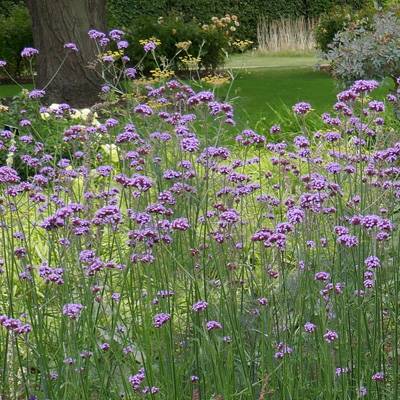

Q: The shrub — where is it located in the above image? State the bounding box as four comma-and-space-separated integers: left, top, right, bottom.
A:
314, 4, 375, 52
108, 0, 371, 42
125, 14, 236, 73
0, 3, 33, 77
324, 10, 400, 84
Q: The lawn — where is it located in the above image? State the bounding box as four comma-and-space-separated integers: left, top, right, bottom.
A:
221, 67, 336, 128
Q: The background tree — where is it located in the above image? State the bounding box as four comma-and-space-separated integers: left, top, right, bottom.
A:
25, 0, 106, 107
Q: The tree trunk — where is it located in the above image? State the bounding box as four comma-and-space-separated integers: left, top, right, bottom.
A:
26, 0, 106, 107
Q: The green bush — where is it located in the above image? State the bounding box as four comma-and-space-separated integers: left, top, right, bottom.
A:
325, 10, 400, 82
108, 0, 371, 42
125, 14, 232, 72
0, 3, 33, 77
314, 2, 383, 53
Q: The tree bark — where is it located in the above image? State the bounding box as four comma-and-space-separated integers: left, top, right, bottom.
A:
26, 0, 106, 107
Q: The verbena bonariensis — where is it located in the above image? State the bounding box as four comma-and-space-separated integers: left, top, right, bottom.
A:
0, 29, 400, 400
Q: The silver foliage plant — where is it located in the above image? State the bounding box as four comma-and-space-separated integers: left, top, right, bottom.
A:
325, 11, 400, 85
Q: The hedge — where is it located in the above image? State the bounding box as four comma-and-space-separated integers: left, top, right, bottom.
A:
108, 0, 370, 40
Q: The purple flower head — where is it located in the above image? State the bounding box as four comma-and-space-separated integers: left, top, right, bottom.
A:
293, 102, 312, 115
125, 67, 137, 79
270, 124, 281, 134
0, 315, 31, 335
28, 89, 46, 99
364, 256, 380, 269
368, 100, 384, 112
192, 300, 208, 312
88, 29, 106, 40
63, 303, 83, 320
153, 313, 171, 328
0, 166, 20, 184
64, 42, 79, 52
372, 371, 384, 382
206, 320, 222, 331
21, 47, 39, 58
109, 29, 125, 41
180, 136, 200, 152
323, 330, 338, 343
144, 41, 157, 52
171, 217, 190, 231
351, 80, 379, 94
258, 297, 268, 306
287, 207, 305, 224
117, 40, 129, 49
129, 368, 146, 390
0, 60, 6, 67
304, 322, 316, 333
337, 234, 358, 248
134, 104, 153, 116
100, 342, 110, 351
315, 271, 330, 281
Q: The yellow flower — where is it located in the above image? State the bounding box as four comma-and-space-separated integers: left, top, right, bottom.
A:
179, 55, 201, 70
232, 39, 253, 52
176, 40, 192, 51
201, 73, 231, 86
139, 37, 161, 46
149, 68, 175, 82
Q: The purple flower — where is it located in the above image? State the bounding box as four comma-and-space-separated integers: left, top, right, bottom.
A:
63, 303, 83, 320
364, 256, 380, 269
372, 371, 384, 382
143, 41, 157, 52
0, 166, 20, 184
368, 100, 384, 112
171, 217, 190, 231
88, 29, 105, 40
293, 102, 312, 115
129, 368, 146, 390
323, 330, 338, 343
153, 313, 171, 328
21, 47, 39, 57
0, 60, 6, 67
180, 136, 200, 152
134, 104, 153, 116
351, 80, 379, 94
100, 342, 110, 351
270, 124, 281, 134
39, 263, 64, 285
192, 300, 208, 312
337, 234, 359, 248
92, 205, 122, 226
28, 89, 46, 99
117, 40, 129, 49
64, 42, 79, 52
109, 29, 125, 40
315, 271, 330, 281
125, 67, 137, 79
0, 315, 31, 335
304, 322, 316, 333
206, 320, 222, 331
